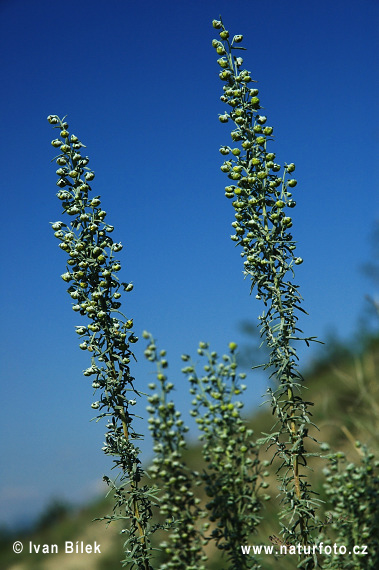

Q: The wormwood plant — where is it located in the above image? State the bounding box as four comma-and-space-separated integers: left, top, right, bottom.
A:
47, 114, 160, 570
212, 16, 322, 564
144, 336, 268, 569
320, 443, 379, 569
47, 17, 378, 570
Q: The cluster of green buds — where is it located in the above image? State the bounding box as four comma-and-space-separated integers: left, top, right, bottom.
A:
213, 19, 321, 553
48, 115, 137, 400
320, 443, 379, 569
181, 341, 267, 570
143, 332, 207, 570
212, 18, 302, 283
48, 115, 156, 570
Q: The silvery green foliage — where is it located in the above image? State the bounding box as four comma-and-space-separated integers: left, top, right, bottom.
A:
182, 341, 267, 570
320, 443, 379, 569
212, 18, 322, 560
143, 332, 207, 570
143, 336, 266, 569
48, 115, 157, 570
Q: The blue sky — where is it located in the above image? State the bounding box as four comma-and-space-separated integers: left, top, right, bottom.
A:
1, 0, 377, 529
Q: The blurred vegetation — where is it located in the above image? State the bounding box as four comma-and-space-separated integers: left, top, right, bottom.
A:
1, 330, 378, 569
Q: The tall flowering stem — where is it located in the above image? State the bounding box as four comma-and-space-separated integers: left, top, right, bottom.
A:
47, 115, 157, 570
183, 341, 267, 570
212, 18, 321, 556
143, 332, 207, 570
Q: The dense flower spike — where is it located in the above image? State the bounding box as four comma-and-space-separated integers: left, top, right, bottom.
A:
48, 115, 156, 570
182, 342, 267, 570
144, 332, 207, 570
213, 20, 322, 560
144, 335, 266, 570
321, 443, 379, 569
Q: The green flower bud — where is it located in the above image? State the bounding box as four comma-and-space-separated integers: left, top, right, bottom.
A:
212, 19, 222, 29
216, 45, 226, 55
85, 172, 95, 181
219, 30, 229, 39
51, 221, 64, 230
287, 163, 296, 172
287, 179, 297, 187
263, 126, 273, 135
47, 115, 59, 124
256, 136, 265, 145
60, 130, 69, 138
230, 131, 242, 141
294, 257, 303, 265
60, 144, 70, 153
233, 35, 243, 43
51, 139, 62, 148
219, 70, 232, 80
67, 206, 80, 215
217, 57, 229, 68
219, 114, 229, 123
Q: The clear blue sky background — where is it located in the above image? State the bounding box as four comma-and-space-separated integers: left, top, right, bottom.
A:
1, 0, 377, 529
